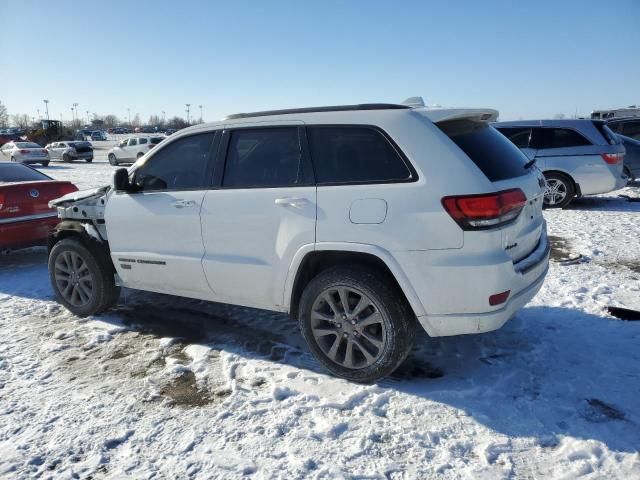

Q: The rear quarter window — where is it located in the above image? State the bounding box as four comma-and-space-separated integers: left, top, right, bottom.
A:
437, 120, 528, 182
532, 128, 591, 149
307, 126, 413, 184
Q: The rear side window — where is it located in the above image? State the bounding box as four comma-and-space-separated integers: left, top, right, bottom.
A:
139, 138, 148, 145
133, 132, 215, 191
223, 128, 305, 188
437, 120, 527, 182
622, 120, 640, 140
128, 139, 138, 146
495, 127, 532, 148
307, 126, 412, 184
532, 128, 591, 149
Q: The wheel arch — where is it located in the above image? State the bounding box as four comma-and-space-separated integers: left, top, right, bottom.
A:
285, 243, 426, 320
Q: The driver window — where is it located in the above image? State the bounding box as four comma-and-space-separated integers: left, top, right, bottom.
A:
128, 138, 138, 147
133, 132, 215, 192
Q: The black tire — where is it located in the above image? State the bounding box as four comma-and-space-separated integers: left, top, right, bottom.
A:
298, 265, 416, 383
48, 238, 120, 316
108, 154, 118, 166
623, 166, 633, 182
42, 162, 49, 167
543, 172, 575, 209
62, 153, 70, 163
136, 152, 144, 159
85, 157, 93, 163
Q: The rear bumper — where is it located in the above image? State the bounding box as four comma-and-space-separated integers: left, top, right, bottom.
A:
579, 167, 627, 195
396, 227, 550, 337
0, 215, 58, 250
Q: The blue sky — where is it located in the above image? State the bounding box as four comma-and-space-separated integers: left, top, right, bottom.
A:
2, 0, 639, 123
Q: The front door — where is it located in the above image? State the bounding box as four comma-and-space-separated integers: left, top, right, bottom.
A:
200, 125, 316, 310
105, 131, 218, 299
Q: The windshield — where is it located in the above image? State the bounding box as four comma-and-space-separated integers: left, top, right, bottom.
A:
0, 163, 51, 182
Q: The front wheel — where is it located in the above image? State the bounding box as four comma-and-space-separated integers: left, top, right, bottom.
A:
543, 172, 575, 209
42, 161, 49, 167
48, 238, 120, 316
62, 153, 70, 162
299, 265, 416, 383
85, 157, 93, 163
108, 154, 118, 166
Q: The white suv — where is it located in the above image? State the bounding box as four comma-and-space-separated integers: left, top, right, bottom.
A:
107, 135, 165, 165
48, 103, 550, 382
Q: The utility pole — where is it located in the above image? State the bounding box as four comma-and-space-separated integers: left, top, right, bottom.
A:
199, 105, 203, 123
162, 111, 166, 123
127, 108, 131, 126
37, 109, 41, 120
86, 110, 90, 125
73, 103, 79, 124
185, 104, 191, 124
43, 99, 50, 120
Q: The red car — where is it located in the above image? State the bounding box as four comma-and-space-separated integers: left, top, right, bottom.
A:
0, 163, 78, 251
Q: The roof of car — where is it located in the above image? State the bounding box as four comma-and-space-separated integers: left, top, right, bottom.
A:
606, 116, 640, 124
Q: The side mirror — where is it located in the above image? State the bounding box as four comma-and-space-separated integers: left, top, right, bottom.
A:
112, 168, 132, 192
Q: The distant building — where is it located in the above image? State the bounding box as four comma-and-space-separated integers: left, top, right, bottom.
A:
591, 106, 640, 120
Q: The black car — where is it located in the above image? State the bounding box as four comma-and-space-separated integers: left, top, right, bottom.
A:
607, 117, 640, 141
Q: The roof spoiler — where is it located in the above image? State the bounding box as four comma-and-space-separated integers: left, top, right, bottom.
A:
401, 96, 426, 107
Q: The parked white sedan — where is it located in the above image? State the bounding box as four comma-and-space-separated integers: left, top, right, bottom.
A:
107, 135, 165, 165
0, 141, 50, 166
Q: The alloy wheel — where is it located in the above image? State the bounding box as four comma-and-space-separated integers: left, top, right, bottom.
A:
54, 251, 94, 307
544, 178, 567, 206
310, 286, 386, 369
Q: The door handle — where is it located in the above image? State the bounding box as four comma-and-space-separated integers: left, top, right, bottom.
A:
275, 197, 309, 208
171, 199, 197, 208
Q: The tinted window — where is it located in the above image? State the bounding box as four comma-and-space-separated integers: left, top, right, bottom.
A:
534, 128, 591, 149
607, 121, 624, 134
495, 127, 531, 148
622, 120, 640, 140
0, 164, 50, 182
437, 120, 527, 182
128, 139, 137, 146
133, 133, 215, 191
151, 137, 164, 145
307, 126, 411, 184
223, 128, 304, 188
139, 138, 148, 145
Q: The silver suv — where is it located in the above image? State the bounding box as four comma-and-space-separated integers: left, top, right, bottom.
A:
494, 119, 626, 208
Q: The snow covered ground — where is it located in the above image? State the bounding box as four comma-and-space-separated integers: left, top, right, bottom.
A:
1, 160, 639, 479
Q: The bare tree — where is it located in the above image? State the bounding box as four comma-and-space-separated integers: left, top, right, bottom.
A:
132, 114, 141, 128
103, 114, 119, 128
148, 114, 162, 127
166, 116, 188, 129
11, 113, 31, 129
0, 100, 8, 127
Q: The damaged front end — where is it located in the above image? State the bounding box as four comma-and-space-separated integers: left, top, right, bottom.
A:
48, 186, 112, 246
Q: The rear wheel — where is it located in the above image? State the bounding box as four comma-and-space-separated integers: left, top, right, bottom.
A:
299, 265, 416, 383
543, 172, 575, 208
136, 152, 144, 160
42, 161, 49, 167
108, 154, 118, 166
85, 157, 93, 163
62, 153, 70, 162
49, 238, 120, 316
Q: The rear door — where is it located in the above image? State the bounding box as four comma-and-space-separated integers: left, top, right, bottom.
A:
105, 131, 218, 298
200, 124, 316, 310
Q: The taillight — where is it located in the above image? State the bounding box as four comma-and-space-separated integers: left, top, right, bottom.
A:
58, 183, 78, 196
489, 290, 511, 306
601, 153, 622, 164
442, 188, 527, 230
0, 193, 5, 210
20, 149, 29, 154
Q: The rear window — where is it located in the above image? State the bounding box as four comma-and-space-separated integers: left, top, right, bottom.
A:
437, 120, 528, 182
15, 142, 42, 149
139, 138, 148, 145
151, 137, 164, 145
0, 164, 50, 182
307, 126, 412, 184
495, 127, 532, 148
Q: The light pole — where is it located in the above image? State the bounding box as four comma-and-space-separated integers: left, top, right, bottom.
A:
162, 111, 166, 123
199, 105, 203, 123
127, 108, 131, 126
185, 104, 191, 124
73, 103, 79, 124
86, 110, 90, 125
37, 109, 41, 120
43, 99, 50, 121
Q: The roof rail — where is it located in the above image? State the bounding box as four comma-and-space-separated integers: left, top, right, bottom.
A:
223, 103, 410, 120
